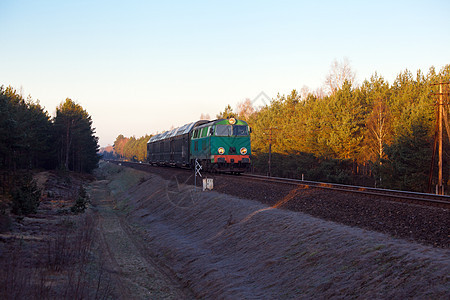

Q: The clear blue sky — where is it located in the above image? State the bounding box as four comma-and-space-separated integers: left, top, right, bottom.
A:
1, 0, 449, 146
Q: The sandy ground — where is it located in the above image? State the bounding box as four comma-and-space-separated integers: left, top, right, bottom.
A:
90, 161, 449, 299
89, 179, 194, 299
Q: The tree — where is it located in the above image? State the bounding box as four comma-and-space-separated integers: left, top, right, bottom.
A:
361, 74, 392, 161
216, 104, 236, 119
199, 113, 211, 120
113, 135, 129, 159
11, 173, 41, 215
366, 99, 391, 160
236, 98, 255, 121
325, 81, 366, 160
113, 134, 151, 162
53, 98, 99, 173
380, 119, 433, 191
0, 86, 54, 170
324, 58, 356, 95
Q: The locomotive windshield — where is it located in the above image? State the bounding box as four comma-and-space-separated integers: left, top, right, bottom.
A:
215, 125, 249, 136
233, 125, 248, 136
215, 125, 231, 136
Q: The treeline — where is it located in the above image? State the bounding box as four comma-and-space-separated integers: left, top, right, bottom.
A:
0, 86, 100, 173
230, 65, 450, 192
112, 134, 151, 162
112, 64, 450, 193
0, 86, 100, 214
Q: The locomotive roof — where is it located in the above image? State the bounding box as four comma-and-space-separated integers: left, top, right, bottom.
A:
203, 118, 248, 126
147, 119, 248, 143
147, 120, 210, 143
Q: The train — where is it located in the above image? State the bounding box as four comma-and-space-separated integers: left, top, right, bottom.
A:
147, 118, 251, 173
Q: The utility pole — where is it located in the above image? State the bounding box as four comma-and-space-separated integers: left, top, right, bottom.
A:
268, 128, 273, 177
431, 81, 450, 195
439, 83, 443, 195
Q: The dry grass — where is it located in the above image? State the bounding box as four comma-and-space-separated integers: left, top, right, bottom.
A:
0, 170, 114, 299
0, 212, 114, 299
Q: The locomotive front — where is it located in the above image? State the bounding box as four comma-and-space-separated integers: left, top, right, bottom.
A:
190, 118, 251, 173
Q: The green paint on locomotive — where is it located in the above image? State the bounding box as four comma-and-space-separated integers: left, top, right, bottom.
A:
190, 118, 251, 164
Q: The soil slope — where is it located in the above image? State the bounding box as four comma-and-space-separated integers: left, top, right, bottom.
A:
94, 162, 449, 299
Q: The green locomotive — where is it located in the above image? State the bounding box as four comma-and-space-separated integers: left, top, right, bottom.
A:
147, 118, 251, 173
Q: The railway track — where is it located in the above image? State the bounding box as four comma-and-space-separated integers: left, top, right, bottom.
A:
108, 160, 449, 248
110, 160, 450, 208
242, 174, 450, 208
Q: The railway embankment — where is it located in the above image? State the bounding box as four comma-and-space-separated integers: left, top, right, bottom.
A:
97, 161, 449, 299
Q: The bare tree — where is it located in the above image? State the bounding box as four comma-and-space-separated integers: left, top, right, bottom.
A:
236, 98, 255, 121
366, 99, 391, 160
199, 113, 211, 120
324, 58, 356, 95
300, 85, 310, 100
313, 87, 326, 99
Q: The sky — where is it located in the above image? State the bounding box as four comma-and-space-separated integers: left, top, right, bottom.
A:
1, 0, 449, 147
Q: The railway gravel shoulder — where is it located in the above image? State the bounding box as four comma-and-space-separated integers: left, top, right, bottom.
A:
102, 162, 449, 298
115, 162, 449, 248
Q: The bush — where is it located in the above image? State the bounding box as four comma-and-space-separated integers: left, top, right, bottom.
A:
378, 121, 433, 192
11, 173, 41, 215
71, 186, 89, 214
252, 151, 354, 184
305, 159, 353, 184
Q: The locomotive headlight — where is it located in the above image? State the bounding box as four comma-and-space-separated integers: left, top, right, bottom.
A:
240, 147, 247, 155
218, 147, 225, 155
228, 118, 236, 125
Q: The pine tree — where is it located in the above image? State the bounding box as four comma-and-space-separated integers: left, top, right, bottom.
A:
53, 98, 99, 173
380, 119, 433, 191
216, 104, 236, 119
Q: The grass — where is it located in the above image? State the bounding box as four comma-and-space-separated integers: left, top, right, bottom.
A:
0, 213, 114, 299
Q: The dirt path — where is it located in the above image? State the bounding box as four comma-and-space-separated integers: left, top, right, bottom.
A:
89, 179, 194, 299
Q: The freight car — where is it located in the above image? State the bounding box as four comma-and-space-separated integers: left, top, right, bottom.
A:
147, 118, 251, 173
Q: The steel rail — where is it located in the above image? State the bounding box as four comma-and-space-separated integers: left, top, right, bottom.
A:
107, 160, 450, 207
242, 174, 450, 207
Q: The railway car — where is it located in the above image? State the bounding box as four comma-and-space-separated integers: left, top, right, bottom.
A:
147, 118, 251, 173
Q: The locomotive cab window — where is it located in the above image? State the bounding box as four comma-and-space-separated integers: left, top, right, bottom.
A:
233, 125, 249, 136
215, 125, 231, 136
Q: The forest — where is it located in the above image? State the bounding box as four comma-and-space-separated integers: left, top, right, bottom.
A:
109, 134, 151, 162
0, 86, 100, 213
113, 64, 450, 193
